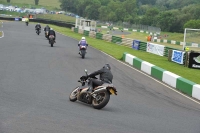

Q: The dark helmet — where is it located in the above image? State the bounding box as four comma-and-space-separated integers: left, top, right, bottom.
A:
103, 64, 111, 70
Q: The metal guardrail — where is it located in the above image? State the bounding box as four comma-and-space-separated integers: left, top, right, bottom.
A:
0, 17, 75, 29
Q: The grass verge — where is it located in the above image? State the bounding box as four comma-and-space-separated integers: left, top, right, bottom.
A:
36, 14, 76, 23
40, 23, 200, 84
0, 0, 60, 9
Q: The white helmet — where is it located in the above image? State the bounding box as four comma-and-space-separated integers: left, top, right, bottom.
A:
50, 28, 53, 30
81, 37, 85, 40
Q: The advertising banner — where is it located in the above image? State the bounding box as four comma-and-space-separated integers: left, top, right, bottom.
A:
132, 40, 140, 50
15, 18, 19, 21
188, 52, 200, 69
171, 50, 185, 64
146, 43, 165, 56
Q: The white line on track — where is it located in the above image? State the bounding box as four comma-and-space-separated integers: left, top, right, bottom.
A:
0, 21, 4, 38
56, 31, 200, 105
0, 31, 4, 38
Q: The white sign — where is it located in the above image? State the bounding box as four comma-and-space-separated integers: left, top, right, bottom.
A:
22, 18, 26, 21
101, 26, 108, 28
146, 43, 165, 56
171, 50, 185, 64
192, 43, 198, 47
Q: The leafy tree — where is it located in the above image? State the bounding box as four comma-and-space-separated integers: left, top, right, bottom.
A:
108, 11, 117, 22
138, 4, 151, 15
123, 0, 137, 23
7, 0, 10, 3
98, 6, 109, 21
157, 11, 177, 32
99, 0, 111, 6
140, 7, 159, 26
184, 20, 200, 29
137, 0, 156, 5
59, 0, 75, 12
85, 0, 101, 20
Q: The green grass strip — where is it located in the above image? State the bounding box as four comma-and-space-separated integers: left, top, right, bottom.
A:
41, 23, 200, 84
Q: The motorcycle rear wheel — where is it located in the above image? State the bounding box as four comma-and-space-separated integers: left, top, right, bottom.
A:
81, 50, 85, 59
50, 39, 54, 47
69, 87, 79, 102
92, 91, 110, 109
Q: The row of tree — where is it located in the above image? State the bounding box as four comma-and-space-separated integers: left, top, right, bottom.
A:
59, 0, 200, 33
139, 4, 200, 32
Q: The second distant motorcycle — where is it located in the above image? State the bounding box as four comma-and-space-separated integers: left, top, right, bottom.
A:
49, 35, 55, 47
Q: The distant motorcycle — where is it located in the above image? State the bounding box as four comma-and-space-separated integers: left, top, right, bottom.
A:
36, 28, 41, 35
69, 69, 117, 109
79, 44, 88, 59
25, 21, 29, 26
49, 35, 55, 47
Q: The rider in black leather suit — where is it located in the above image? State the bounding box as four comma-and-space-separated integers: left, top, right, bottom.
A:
81, 64, 113, 92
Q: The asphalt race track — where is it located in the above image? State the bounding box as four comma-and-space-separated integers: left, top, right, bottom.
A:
0, 21, 200, 133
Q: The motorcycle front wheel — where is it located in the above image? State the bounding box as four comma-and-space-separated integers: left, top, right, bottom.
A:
69, 87, 79, 102
92, 91, 110, 109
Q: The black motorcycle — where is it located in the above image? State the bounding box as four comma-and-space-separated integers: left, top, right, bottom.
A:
36, 28, 41, 35
49, 35, 55, 47
25, 21, 29, 26
69, 70, 117, 109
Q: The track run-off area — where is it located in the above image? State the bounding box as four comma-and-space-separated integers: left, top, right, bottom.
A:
0, 21, 200, 133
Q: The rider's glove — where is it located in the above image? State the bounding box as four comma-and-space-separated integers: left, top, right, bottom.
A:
80, 75, 88, 80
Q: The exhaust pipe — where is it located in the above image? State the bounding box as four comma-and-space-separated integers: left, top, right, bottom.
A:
91, 87, 107, 94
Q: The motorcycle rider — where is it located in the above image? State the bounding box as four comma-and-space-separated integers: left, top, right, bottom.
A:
48, 28, 56, 43
35, 23, 41, 32
78, 37, 88, 54
44, 25, 50, 31
44, 25, 50, 37
25, 17, 29, 25
81, 64, 113, 93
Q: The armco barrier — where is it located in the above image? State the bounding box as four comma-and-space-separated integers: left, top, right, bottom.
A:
0, 17, 20, 21
0, 17, 75, 29
123, 52, 200, 101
